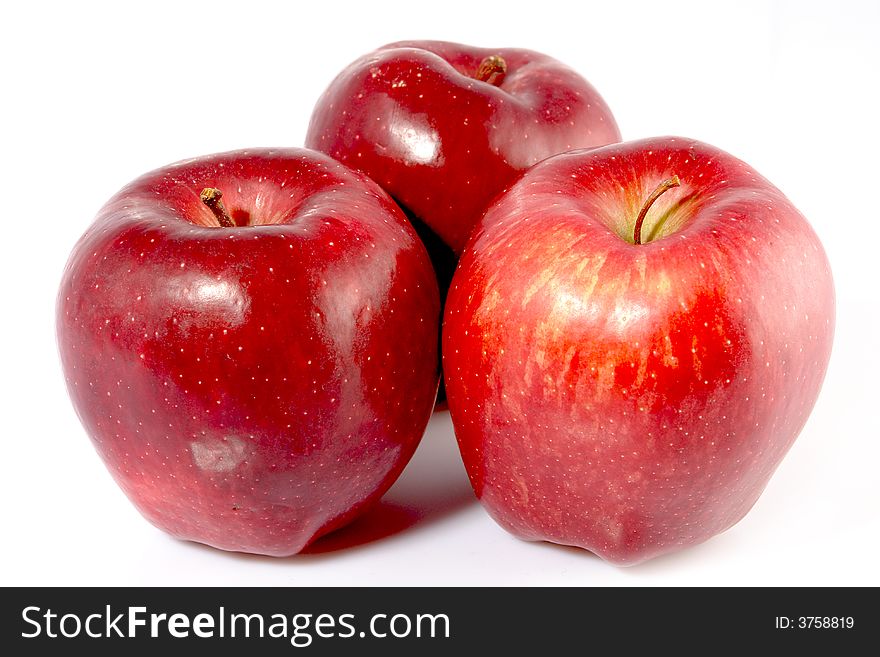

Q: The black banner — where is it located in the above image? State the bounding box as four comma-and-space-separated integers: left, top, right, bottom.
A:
1, 587, 871, 654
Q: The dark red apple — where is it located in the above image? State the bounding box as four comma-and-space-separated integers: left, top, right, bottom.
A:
305, 40, 621, 258
57, 148, 440, 556
443, 137, 834, 565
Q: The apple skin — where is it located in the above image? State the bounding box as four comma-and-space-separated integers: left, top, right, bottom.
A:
305, 40, 621, 257
57, 148, 440, 556
443, 137, 834, 565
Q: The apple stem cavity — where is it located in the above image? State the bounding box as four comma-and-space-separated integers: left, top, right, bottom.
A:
475, 55, 507, 86
633, 175, 681, 245
200, 188, 236, 228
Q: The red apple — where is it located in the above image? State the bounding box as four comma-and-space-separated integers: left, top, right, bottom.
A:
305, 40, 621, 258
443, 137, 834, 565
57, 148, 440, 556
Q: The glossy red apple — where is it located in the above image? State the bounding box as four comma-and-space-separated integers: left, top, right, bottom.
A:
57, 148, 440, 556
443, 137, 834, 565
305, 40, 621, 259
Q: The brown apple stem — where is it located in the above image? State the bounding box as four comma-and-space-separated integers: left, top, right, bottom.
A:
633, 175, 681, 245
475, 55, 507, 86
200, 188, 235, 228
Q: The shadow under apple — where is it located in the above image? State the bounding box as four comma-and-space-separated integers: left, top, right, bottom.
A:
173, 411, 474, 562
301, 410, 475, 556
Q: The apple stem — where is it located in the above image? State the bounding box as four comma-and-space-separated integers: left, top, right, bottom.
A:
475, 55, 507, 86
633, 175, 681, 245
200, 188, 236, 228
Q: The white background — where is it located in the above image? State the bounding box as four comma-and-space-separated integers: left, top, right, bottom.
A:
2, 0, 878, 586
